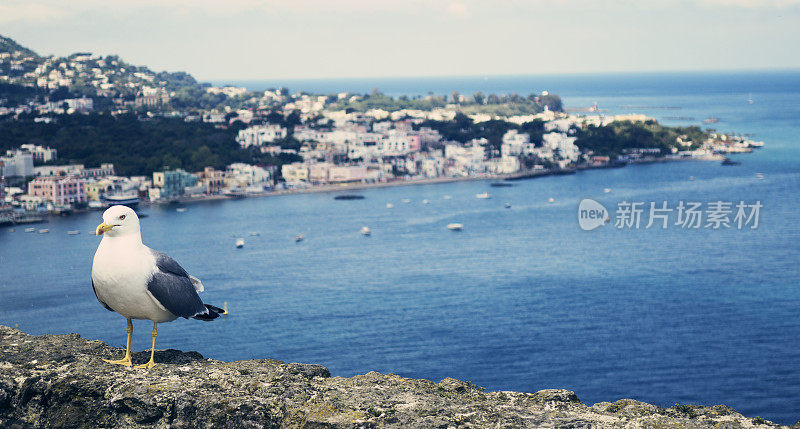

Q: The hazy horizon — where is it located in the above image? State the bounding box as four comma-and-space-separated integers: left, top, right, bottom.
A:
2, 1, 799, 81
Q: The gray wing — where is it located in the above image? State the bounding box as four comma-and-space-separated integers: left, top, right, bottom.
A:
147, 250, 207, 319
92, 278, 114, 311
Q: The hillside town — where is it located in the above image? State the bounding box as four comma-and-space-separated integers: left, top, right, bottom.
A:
0, 36, 764, 224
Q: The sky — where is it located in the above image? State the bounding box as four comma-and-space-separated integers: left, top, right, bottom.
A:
1, 0, 799, 81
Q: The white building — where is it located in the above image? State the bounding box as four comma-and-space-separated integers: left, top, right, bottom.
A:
421, 157, 444, 178
281, 163, 309, 183
308, 162, 333, 183
487, 156, 520, 174
445, 140, 487, 174
237, 124, 288, 148
501, 130, 533, 157
64, 97, 93, 112
293, 126, 328, 143
0, 150, 34, 178
20, 144, 57, 163
542, 132, 580, 163
225, 163, 271, 188
329, 165, 368, 183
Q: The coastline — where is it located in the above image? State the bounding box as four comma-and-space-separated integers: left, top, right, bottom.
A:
154, 155, 724, 206
0, 155, 729, 223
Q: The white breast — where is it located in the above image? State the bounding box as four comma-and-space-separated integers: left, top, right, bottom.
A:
91, 236, 177, 322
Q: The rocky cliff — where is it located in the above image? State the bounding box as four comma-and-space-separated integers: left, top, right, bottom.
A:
0, 325, 786, 428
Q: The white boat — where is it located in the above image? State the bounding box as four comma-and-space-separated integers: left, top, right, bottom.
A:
504, 203, 512, 208
360, 226, 371, 236
548, 198, 555, 203
756, 173, 764, 179
476, 192, 491, 199
235, 239, 245, 248
248, 232, 260, 236
38, 229, 49, 234
24, 228, 35, 233
67, 230, 80, 235
88, 201, 105, 210
295, 234, 304, 242
176, 208, 187, 212
443, 195, 452, 200
386, 203, 394, 208
604, 188, 611, 193
447, 223, 463, 231
401, 199, 411, 203
422, 199, 430, 205
689, 176, 695, 181
104, 194, 139, 208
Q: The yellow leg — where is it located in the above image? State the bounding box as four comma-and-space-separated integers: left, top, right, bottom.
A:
103, 318, 133, 367
135, 322, 158, 370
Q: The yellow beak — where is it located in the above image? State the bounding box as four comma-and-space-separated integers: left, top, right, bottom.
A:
96, 222, 115, 235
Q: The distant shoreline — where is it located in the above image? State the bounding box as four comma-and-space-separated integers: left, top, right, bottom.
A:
156, 155, 722, 206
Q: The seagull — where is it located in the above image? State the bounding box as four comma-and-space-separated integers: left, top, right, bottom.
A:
91, 205, 224, 369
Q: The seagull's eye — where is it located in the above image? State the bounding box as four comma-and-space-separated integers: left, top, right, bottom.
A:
119, 215, 126, 220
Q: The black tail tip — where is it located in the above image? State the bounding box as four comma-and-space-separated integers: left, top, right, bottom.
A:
193, 304, 224, 321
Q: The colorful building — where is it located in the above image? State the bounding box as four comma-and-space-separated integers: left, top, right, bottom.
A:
152, 169, 198, 200
27, 175, 87, 207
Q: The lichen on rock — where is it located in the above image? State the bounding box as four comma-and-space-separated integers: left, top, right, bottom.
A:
0, 325, 786, 428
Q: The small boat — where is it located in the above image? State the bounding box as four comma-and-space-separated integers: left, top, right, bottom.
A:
476, 192, 491, 199
443, 195, 452, 200
721, 157, 741, 166
401, 198, 411, 203
334, 194, 365, 200
223, 189, 247, 198
447, 223, 463, 231
7, 228, 14, 232
689, 176, 695, 181
490, 182, 514, 187
24, 227, 35, 233
360, 226, 371, 236
176, 208, 187, 212
756, 173, 764, 179
67, 230, 80, 235
548, 198, 555, 203
422, 199, 430, 205
504, 203, 512, 208
386, 203, 394, 208
38, 229, 49, 234
604, 188, 611, 193
235, 239, 245, 248
295, 234, 304, 242
703, 117, 720, 124
248, 232, 260, 236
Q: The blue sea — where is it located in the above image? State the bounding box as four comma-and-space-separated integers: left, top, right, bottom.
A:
3, 71, 800, 424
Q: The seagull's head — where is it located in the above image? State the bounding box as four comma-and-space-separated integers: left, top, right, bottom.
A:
96, 205, 140, 237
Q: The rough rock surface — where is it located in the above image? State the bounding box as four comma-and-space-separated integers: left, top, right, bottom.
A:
0, 325, 787, 428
